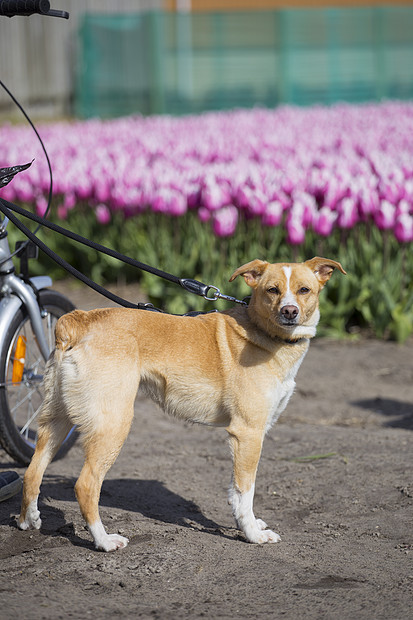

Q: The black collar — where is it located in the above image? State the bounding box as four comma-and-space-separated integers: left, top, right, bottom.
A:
277, 336, 308, 345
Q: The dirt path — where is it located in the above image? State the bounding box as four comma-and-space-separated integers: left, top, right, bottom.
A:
0, 281, 412, 619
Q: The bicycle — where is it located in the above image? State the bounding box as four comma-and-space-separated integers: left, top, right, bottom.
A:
0, 0, 74, 465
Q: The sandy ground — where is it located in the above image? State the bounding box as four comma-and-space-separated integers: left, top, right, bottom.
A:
0, 280, 412, 619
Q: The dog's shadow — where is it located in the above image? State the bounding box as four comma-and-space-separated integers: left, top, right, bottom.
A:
101, 477, 223, 532
17, 475, 235, 549
351, 397, 413, 430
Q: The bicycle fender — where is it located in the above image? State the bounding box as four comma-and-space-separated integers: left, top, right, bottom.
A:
29, 275, 53, 290
0, 295, 23, 352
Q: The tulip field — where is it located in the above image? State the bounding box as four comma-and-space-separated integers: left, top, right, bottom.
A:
1, 102, 412, 340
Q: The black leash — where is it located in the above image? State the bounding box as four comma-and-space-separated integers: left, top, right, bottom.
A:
0, 197, 248, 310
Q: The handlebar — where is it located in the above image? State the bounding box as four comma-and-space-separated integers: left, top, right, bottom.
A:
0, 0, 69, 18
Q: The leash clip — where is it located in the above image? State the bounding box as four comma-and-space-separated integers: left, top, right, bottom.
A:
203, 285, 220, 301
204, 285, 248, 306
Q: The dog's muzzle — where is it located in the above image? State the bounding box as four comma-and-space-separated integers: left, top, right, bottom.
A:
280, 305, 299, 325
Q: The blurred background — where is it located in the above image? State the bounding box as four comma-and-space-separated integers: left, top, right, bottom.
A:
1, 0, 413, 120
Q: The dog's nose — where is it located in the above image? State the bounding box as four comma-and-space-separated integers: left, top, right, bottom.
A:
281, 305, 299, 321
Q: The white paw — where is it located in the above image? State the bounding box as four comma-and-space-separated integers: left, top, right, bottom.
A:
95, 534, 129, 552
256, 518, 268, 530
257, 529, 281, 544
18, 519, 29, 531
245, 528, 281, 544
18, 502, 42, 530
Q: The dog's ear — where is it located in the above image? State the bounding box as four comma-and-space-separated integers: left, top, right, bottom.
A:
304, 257, 346, 286
229, 259, 269, 288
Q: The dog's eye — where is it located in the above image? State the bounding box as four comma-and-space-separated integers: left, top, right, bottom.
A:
267, 286, 280, 295
298, 287, 311, 295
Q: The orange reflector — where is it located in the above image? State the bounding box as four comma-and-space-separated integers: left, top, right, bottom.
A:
12, 335, 26, 384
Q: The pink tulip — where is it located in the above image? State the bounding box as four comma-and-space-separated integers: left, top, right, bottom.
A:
323, 179, 346, 209
198, 207, 211, 223
76, 181, 91, 201
95, 181, 111, 204
64, 193, 77, 210
403, 180, 413, 203
35, 196, 48, 217
281, 176, 294, 195
0, 185, 14, 201
380, 181, 403, 205
57, 205, 68, 220
153, 188, 187, 216
201, 180, 231, 211
358, 187, 379, 218
269, 190, 290, 210
290, 196, 315, 227
16, 182, 34, 203
246, 189, 267, 216
235, 185, 252, 209
262, 200, 284, 227
95, 203, 111, 225
313, 206, 337, 237
187, 183, 201, 209
394, 213, 413, 243
374, 200, 397, 230
168, 190, 187, 216
212, 205, 238, 237
152, 189, 170, 214
396, 200, 411, 217
286, 214, 306, 245
337, 197, 359, 229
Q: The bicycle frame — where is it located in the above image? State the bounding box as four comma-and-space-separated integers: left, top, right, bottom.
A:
0, 218, 52, 362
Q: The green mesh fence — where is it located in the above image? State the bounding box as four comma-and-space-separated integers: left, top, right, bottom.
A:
75, 7, 413, 118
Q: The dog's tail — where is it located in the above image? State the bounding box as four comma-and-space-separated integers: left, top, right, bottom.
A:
55, 310, 90, 352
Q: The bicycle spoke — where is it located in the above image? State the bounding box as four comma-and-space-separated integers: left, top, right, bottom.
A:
19, 401, 42, 437
10, 385, 42, 415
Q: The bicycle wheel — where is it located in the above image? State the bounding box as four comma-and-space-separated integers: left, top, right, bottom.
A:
0, 289, 76, 465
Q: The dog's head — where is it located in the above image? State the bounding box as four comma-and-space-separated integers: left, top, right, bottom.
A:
229, 257, 346, 341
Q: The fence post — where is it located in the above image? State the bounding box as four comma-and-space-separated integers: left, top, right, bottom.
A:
148, 11, 166, 114
374, 7, 386, 101
277, 9, 291, 105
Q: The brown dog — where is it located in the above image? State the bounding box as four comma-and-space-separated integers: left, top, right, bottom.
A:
19, 257, 345, 551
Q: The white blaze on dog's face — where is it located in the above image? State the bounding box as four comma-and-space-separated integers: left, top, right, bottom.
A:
230, 257, 346, 340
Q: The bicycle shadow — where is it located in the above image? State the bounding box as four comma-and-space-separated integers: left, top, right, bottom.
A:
2, 475, 235, 550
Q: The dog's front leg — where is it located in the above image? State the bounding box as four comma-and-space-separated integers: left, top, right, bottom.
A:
227, 425, 280, 544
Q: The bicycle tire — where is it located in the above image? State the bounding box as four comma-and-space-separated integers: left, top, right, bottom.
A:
0, 289, 76, 465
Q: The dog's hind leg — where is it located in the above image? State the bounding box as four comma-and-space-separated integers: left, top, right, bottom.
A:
227, 423, 280, 544
18, 415, 73, 531
75, 402, 135, 552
